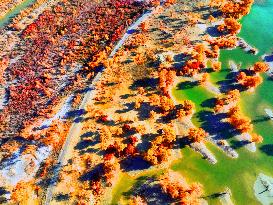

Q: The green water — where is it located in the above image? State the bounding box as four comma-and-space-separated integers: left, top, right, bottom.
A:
112, 1, 273, 204
0, 0, 37, 27
172, 1, 273, 204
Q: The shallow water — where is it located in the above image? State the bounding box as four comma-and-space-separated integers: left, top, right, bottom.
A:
172, 1, 273, 204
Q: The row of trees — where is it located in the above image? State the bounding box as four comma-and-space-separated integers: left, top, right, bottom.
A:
208, 35, 238, 49
159, 68, 176, 96
221, 0, 254, 19
214, 89, 240, 113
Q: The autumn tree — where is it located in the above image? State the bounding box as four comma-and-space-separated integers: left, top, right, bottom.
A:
159, 171, 204, 205
218, 18, 241, 34
211, 61, 221, 71
160, 95, 175, 113
140, 22, 148, 32
129, 196, 147, 205
159, 68, 176, 96
176, 100, 195, 119
103, 154, 120, 186
188, 127, 208, 143
208, 35, 237, 49
228, 106, 253, 133
220, 0, 254, 19
236, 71, 263, 89
144, 125, 176, 165
199, 73, 209, 85
252, 62, 269, 73
251, 133, 263, 144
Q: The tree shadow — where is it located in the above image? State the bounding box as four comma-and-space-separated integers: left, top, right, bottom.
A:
252, 116, 271, 124
176, 81, 198, 90
201, 98, 217, 109
64, 109, 87, 119
74, 131, 100, 153
0, 187, 9, 204
79, 163, 103, 182
123, 176, 174, 205
116, 102, 135, 114
230, 140, 250, 150
197, 110, 236, 140
215, 71, 247, 93
137, 133, 158, 153
37, 162, 63, 189
120, 156, 151, 172
264, 55, 273, 62
172, 53, 190, 70
55, 193, 70, 202
175, 137, 191, 149
137, 102, 160, 121
203, 10, 222, 20
206, 26, 222, 37
260, 144, 273, 156
130, 77, 158, 91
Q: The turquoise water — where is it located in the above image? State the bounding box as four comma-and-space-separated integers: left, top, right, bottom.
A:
0, 0, 36, 27
172, 1, 273, 204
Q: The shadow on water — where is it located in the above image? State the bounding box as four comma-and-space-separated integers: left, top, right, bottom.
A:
260, 144, 273, 156
230, 140, 250, 150
123, 176, 174, 205
197, 110, 236, 140
252, 116, 271, 124
176, 81, 198, 90
201, 98, 216, 109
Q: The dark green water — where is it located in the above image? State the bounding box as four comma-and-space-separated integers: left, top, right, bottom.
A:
0, 0, 37, 27
172, 1, 273, 204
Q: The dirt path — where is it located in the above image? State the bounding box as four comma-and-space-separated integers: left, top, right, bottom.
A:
44, 8, 155, 204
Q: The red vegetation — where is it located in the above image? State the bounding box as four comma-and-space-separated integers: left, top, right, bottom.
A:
182, 60, 205, 76
2, 0, 151, 136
